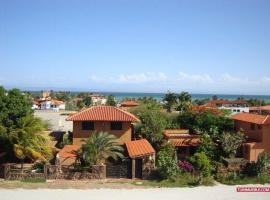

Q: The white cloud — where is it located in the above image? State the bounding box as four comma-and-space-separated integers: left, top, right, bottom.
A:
87, 71, 270, 94
117, 72, 167, 83
260, 76, 270, 83
89, 72, 168, 84
178, 72, 213, 83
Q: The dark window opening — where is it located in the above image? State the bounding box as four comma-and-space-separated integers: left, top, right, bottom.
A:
258, 125, 262, 130
82, 121, 94, 130
250, 123, 255, 130
111, 122, 122, 130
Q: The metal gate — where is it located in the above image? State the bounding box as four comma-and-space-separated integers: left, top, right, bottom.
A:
106, 158, 131, 178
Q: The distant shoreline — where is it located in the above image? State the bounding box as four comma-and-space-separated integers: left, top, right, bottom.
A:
26, 90, 270, 102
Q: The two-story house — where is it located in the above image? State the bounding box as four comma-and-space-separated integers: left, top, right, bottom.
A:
61, 106, 155, 179
232, 112, 270, 162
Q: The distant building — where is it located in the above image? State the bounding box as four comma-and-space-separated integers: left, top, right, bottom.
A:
40, 99, 65, 111
42, 91, 51, 100
120, 100, 139, 111
232, 112, 270, 162
206, 99, 249, 114
90, 94, 107, 105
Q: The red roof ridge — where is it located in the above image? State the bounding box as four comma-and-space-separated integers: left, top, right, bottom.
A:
66, 105, 140, 122
232, 112, 270, 125
262, 115, 270, 124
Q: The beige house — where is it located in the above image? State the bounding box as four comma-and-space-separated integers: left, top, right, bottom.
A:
232, 112, 270, 162
66, 105, 140, 146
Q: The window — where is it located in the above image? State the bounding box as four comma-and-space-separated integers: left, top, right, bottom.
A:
82, 121, 94, 130
111, 122, 122, 130
250, 123, 255, 130
258, 125, 262, 130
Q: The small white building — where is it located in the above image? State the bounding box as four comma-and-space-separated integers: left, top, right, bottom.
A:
206, 99, 249, 115
40, 99, 65, 111
90, 94, 107, 105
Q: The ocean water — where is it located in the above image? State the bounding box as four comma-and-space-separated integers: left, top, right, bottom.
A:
98, 92, 270, 102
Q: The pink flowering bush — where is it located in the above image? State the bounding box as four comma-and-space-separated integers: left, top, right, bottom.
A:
178, 160, 194, 173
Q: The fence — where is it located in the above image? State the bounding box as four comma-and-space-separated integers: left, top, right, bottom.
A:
3, 163, 106, 181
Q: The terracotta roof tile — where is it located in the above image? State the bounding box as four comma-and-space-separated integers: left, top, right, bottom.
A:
232, 112, 270, 125
121, 101, 139, 107
163, 129, 190, 138
58, 145, 79, 159
66, 106, 140, 122
169, 138, 201, 147
250, 105, 270, 111
125, 139, 155, 158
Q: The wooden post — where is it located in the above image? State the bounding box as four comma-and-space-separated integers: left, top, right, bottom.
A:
132, 158, 135, 179
44, 164, 47, 179
4, 164, 10, 180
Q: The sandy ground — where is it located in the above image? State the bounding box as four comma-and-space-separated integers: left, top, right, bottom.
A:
1, 185, 269, 200
34, 110, 73, 132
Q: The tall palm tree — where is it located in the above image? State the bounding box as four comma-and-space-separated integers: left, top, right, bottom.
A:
163, 91, 178, 112
177, 92, 192, 113
11, 115, 52, 171
80, 132, 124, 166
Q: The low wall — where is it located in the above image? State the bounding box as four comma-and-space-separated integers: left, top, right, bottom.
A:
3, 163, 106, 180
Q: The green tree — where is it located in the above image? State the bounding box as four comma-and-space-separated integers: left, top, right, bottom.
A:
2, 88, 32, 128
131, 103, 167, 149
197, 134, 217, 160
189, 152, 212, 177
157, 144, 178, 179
177, 92, 192, 113
82, 96, 92, 107
255, 153, 270, 176
162, 91, 178, 112
220, 131, 245, 158
80, 132, 124, 166
11, 115, 52, 170
106, 95, 116, 106
212, 95, 218, 100
76, 100, 85, 109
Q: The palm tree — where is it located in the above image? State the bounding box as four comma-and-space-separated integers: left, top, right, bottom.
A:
163, 91, 178, 112
80, 132, 124, 166
11, 115, 52, 171
177, 92, 192, 113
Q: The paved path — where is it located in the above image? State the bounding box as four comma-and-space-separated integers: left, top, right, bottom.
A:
1, 186, 269, 200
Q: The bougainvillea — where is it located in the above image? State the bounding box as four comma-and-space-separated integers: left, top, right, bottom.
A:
178, 160, 194, 173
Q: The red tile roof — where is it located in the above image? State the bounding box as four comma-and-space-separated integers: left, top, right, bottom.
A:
163, 129, 190, 138
66, 106, 140, 122
58, 145, 80, 159
169, 138, 201, 147
125, 139, 155, 158
250, 105, 270, 111
207, 99, 247, 107
121, 101, 139, 107
232, 112, 270, 125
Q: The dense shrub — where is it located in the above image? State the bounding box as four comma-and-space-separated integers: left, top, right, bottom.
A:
157, 144, 178, 179
189, 152, 212, 177
244, 153, 270, 177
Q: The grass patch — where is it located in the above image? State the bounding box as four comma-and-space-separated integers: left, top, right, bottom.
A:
21, 177, 46, 183
138, 173, 214, 188
216, 173, 270, 185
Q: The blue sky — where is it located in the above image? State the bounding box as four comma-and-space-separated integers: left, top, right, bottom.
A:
0, 0, 270, 94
